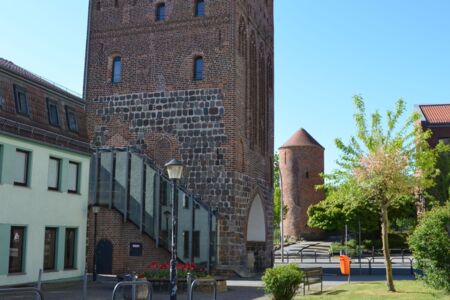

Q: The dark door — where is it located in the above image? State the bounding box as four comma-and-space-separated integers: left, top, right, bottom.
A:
96, 239, 113, 274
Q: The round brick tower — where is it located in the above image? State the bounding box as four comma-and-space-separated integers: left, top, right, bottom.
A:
279, 129, 325, 240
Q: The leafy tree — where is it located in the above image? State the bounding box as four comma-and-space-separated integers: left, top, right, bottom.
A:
316, 96, 441, 292
427, 152, 450, 206
273, 153, 288, 227
308, 179, 379, 233
408, 203, 450, 292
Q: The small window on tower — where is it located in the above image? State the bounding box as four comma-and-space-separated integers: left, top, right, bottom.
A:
112, 56, 122, 83
194, 57, 203, 81
305, 171, 309, 179
156, 3, 166, 21
195, 0, 205, 17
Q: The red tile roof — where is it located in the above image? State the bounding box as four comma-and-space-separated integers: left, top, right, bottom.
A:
0, 58, 82, 101
420, 104, 450, 124
279, 128, 324, 149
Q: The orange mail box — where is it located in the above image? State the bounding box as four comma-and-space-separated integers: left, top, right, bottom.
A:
340, 255, 351, 275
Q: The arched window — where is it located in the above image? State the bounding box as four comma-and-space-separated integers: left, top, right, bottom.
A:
238, 18, 247, 57
195, 0, 205, 17
156, 3, 166, 21
258, 44, 266, 153
194, 57, 204, 81
249, 32, 257, 148
112, 56, 122, 83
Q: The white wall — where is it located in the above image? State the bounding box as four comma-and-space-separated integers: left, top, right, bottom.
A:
0, 134, 90, 286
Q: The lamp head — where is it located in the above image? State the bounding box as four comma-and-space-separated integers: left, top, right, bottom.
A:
164, 159, 184, 180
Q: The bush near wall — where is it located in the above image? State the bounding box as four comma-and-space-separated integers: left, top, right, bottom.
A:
408, 203, 450, 292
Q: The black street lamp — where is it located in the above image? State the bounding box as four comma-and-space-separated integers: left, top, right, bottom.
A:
165, 159, 184, 300
91, 204, 101, 281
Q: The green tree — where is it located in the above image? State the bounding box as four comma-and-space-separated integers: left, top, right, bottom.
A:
273, 153, 287, 227
427, 152, 450, 206
317, 96, 441, 292
308, 179, 379, 233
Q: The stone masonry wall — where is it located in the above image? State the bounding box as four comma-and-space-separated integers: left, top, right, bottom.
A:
85, 0, 274, 271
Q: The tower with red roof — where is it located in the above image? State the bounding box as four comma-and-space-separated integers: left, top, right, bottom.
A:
279, 129, 325, 239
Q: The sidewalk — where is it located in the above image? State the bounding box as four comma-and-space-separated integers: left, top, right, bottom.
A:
2, 274, 415, 299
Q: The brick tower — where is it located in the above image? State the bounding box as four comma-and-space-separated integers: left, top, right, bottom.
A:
279, 129, 324, 240
84, 0, 274, 273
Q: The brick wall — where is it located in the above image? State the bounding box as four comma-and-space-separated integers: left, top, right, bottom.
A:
279, 146, 325, 239
85, 0, 274, 271
0, 68, 88, 152
86, 208, 170, 274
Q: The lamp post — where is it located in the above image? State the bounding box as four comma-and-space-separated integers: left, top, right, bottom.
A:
165, 159, 184, 300
91, 204, 100, 282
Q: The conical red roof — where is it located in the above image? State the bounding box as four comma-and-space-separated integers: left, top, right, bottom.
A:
279, 128, 324, 149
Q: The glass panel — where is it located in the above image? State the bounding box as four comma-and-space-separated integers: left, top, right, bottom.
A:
48, 158, 59, 190
9, 227, 25, 273
48, 103, 59, 126
129, 154, 143, 225
195, 0, 205, 16
14, 150, 28, 185
88, 155, 98, 204
113, 151, 128, 212
64, 228, 76, 269
177, 191, 191, 261
156, 4, 165, 21
159, 178, 172, 249
143, 165, 156, 237
193, 199, 209, 266
112, 57, 121, 83
210, 214, 217, 266
44, 228, 57, 270
194, 58, 203, 80
98, 152, 112, 204
68, 162, 79, 193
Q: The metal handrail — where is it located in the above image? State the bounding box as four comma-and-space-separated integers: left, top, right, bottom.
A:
111, 281, 153, 300
0, 287, 45, 299
189, 278, 217, 300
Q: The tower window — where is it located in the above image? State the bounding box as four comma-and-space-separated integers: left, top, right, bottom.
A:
195, 0, 205, 17
156, 3, 166, 21
112, 56, 121, 83
194, 57, 204, 81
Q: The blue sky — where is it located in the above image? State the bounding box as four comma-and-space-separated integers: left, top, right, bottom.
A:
1, 1, 450, 172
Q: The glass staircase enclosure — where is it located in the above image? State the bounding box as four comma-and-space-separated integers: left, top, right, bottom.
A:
88, 148, 217, 269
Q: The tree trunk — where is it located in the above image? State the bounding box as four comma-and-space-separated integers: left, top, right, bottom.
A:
381, 204, 396, 292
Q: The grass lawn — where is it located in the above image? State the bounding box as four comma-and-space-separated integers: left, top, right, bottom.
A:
297, 280, 450, 300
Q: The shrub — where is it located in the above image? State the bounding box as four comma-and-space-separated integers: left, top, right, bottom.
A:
262, 264, 304, 300
408, 203, 450, 292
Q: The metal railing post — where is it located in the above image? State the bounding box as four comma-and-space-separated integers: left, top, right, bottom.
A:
111, 281, 153, 300
132, 273, 137, 300
83, 273, 88, 300
189, 279, 217, 300
36, 269, 43, 300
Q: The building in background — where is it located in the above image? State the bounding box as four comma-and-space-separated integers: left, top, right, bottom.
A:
419, 104, 450, 147
0, 58, 90, 286
84, 0, 274, 274
279, 129, 325, 240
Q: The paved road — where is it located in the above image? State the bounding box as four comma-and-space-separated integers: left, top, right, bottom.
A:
0, 273, 416, 300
